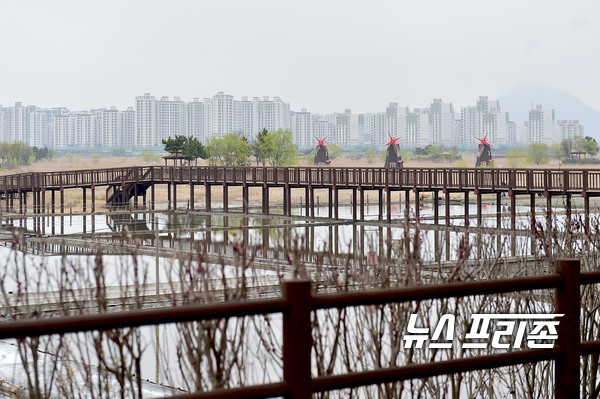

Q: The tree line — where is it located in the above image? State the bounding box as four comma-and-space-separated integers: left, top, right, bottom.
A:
0, 142, 54, 168
163, 128, 299, 167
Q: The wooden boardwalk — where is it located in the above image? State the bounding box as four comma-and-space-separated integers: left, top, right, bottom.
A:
0, 166, 597, 229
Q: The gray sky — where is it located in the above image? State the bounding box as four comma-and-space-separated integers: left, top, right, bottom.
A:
1, 0, 598, 113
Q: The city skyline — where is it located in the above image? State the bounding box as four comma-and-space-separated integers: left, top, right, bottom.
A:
1, 1, 599, 114
0, 91, 583, 150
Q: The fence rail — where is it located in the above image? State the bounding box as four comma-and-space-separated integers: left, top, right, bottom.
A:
0, 259, 598, 398
2, 166, 600, 194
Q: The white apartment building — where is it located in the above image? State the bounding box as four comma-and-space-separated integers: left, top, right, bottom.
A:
364, 112, 386, 147
186, 98, 205, 141
292, 109, 313, 148
429, 99, 454, 146
234, 97, 253, 138
122, 107, 136, 148
135, 93, 157, 147
460, 97, 515, 146
557, 120, 584, 141
157, 96, 186, 143
207, 92, 234, 139
406, 108, 432, 147
98, 108, 121, 147
527, 105, 557, 145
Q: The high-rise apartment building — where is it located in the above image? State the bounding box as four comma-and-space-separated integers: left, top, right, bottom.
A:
430, 99, 454, 146
557, 120, 584, 141
292, 109, 313, 148
135, 93, 157, 147
157, 96, 186, 143
186, 98, 205, 141
527, 105, 557, 145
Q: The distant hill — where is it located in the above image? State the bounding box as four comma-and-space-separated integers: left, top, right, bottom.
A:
499, 81, 600, 140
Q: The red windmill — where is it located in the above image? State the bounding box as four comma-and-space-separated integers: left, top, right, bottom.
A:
475, 135, 493, 167
313, 135, 331, 165
384, 133, 404, 168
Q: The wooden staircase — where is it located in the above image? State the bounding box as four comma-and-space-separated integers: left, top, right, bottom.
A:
106, 183, 151, 207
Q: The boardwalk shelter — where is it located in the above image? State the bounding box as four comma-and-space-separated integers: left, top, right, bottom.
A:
163, 154, 200, 166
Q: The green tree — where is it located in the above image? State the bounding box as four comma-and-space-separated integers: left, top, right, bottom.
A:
328, 143, 343, 159
162, 135, 207, 164
251, 128, 270, 166
264, 129, 298, 166
423, 145, 441, 160
584, 136, 599, 156
364, 148, 378, 164
206, 133, 250, 166
506, 148, 525, 168
526, 143, 550, 165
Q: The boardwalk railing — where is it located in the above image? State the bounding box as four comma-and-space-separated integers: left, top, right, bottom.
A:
0, 259, 599, 398
2, 166, 600, 194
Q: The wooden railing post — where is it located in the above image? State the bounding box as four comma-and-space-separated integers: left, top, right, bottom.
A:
282, 280, 312, 399
554, 259, 580, 399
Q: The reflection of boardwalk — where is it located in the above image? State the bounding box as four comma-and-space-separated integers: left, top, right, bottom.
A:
0, 166, 597, 231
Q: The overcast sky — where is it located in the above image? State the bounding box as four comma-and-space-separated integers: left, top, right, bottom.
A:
1, 0, 598, 113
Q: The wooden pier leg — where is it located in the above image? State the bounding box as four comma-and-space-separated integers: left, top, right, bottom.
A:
476, 191, 482, 227
405, 190, 410, 222
205, 184, 211, 212
91, 186, 95, 214
303, 187, 308, 217
352, 188, 357, 220
167, 183, 171, 210
334, 187, 339, 220
414, 189, 420, 222
359, 187, 365, 221
386, 188, 392, 222
41, 188, 46, 215
134, 183, 139, 208
223, 185, 228, 213
445, 190, 450, 226
190, 183, 195, 211
378, 189, 383, 221
546, 194, 552, 232
566, 193, 572, 227
283, 187, 289, 217
262, 185, 269, 215
83, 188, 87, 213
510, 192, 516, 230
60, 188, 65, 215
242, 184, 249, 214
584, 194, 590, 233
309, 186, 315, 218
464, 192, 470, 228
151, 184, 155, 211
530, 193, 536, 228
173, 183, 177, 210
32, 189, 37, 215
328, 187, 333, 219
433, 190, 439, 225
496, 192, 502, 228
22, 190, 27, 214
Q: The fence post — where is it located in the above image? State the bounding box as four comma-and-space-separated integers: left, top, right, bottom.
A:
554, 259, 580, 399
282, 280, 312, 399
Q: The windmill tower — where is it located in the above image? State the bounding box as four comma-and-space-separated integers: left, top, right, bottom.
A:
384, 134, 404, 168
475, 136, 493, 167
313, 136, 331, 165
